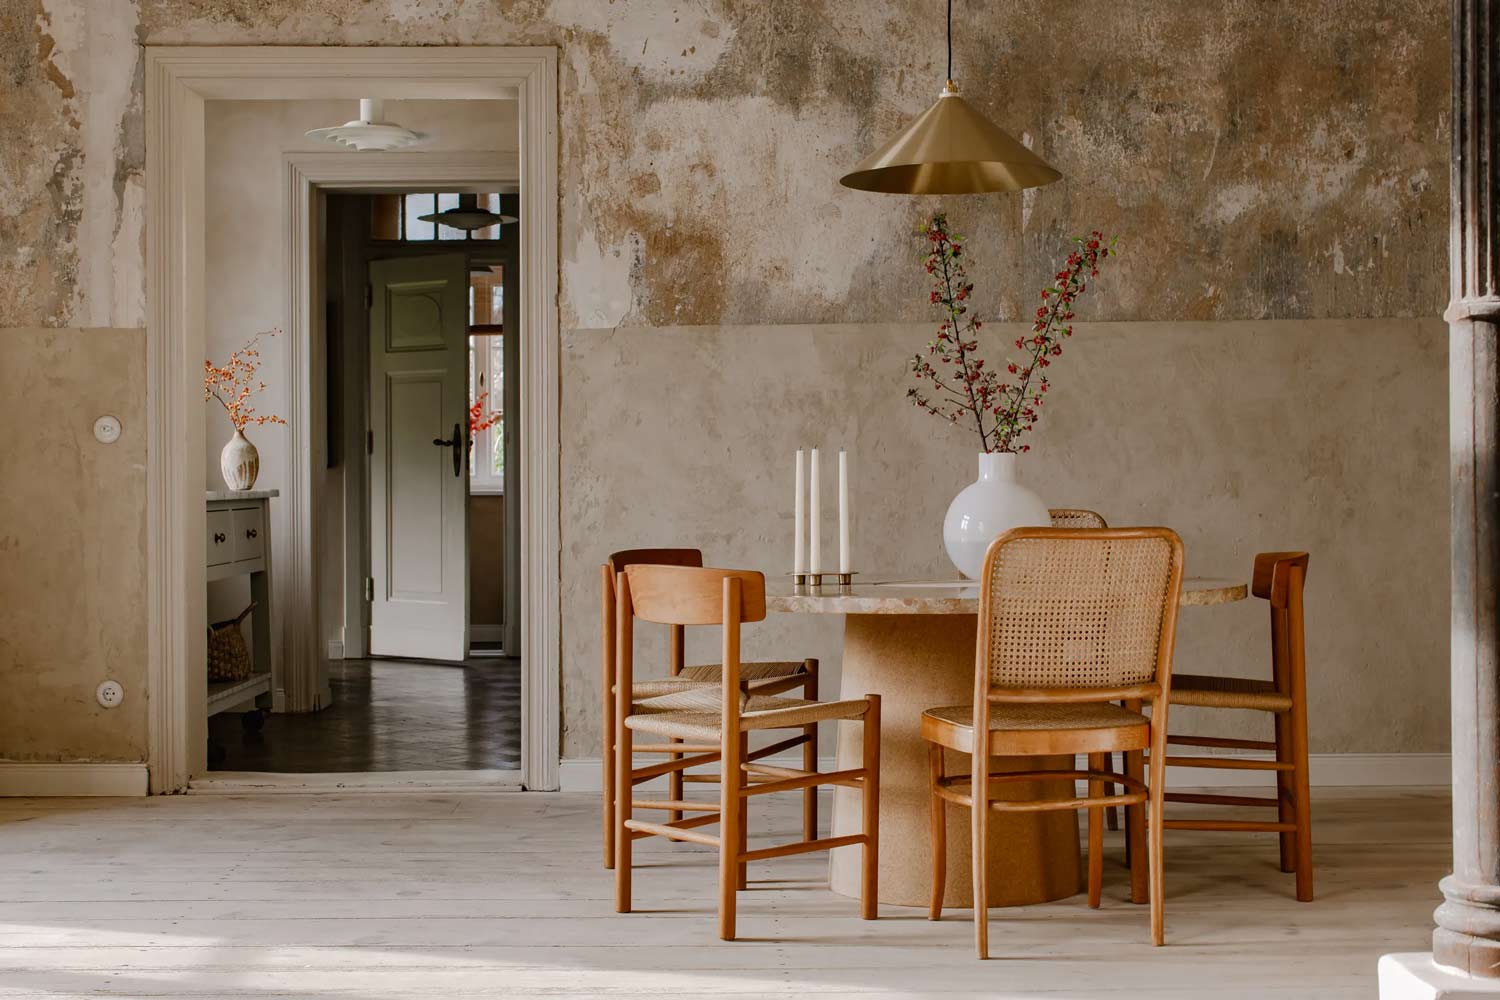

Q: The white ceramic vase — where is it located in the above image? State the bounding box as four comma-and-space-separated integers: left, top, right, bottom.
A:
220, 429, 260, 491
943, 451, 1050, 580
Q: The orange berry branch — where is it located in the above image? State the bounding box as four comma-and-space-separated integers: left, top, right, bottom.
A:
203, 329, 287, 432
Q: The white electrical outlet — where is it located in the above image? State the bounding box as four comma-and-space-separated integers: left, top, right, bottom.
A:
92, 415, 122, 444
96, 680, 124, 709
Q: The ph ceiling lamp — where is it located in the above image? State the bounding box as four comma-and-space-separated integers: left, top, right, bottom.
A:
839, 0, 1061, 194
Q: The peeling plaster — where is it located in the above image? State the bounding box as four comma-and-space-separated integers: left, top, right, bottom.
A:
0, 0, 1450, 328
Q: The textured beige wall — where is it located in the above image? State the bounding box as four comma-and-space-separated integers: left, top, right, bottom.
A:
0, 328, 147, 762
0, 0, 1453, 766
563, 318, 1449, 756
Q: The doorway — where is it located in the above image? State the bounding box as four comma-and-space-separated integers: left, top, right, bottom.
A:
145, 47, 561, 793
207, 187, 525, 774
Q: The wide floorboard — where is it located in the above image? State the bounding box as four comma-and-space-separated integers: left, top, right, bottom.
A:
0, 788, 1448, 998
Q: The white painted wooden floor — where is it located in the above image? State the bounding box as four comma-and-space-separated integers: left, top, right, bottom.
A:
0, 788, 1448, 998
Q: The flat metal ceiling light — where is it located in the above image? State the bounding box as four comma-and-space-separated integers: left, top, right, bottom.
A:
839, 0, 1061, 195
419, 194, 518, 232
305, 99, 426, 152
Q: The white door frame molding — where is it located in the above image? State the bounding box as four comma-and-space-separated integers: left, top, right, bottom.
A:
145, 46, 560, 793
282, 150, 519, 714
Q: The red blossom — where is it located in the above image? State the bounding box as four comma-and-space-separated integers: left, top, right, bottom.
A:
906, 214, 1118, 453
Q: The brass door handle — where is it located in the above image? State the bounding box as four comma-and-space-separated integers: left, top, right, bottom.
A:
432, 422, 463, 478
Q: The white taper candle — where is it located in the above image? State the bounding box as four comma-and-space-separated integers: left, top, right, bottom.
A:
809, 448, 821, 575
838, 449, 850, 574
794, 449, 806, 574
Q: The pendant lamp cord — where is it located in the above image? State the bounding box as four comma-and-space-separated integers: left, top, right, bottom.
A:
946, 0, 953, 82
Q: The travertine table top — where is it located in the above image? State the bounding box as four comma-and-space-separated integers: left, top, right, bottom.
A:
766, 577, 1248, 614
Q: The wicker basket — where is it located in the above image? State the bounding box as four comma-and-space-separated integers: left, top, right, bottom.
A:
207, 603, 256, 682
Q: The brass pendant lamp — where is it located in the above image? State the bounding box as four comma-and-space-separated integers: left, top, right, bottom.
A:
839, 0, 1061, 194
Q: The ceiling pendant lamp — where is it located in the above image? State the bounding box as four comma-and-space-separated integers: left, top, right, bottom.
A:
839, 0, 1061, 194
305, 99, 426, 152
419, 194, 518, 232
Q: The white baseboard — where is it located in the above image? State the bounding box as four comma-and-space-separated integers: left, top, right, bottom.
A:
0, 762, 149, 797
189, 769, 523, 794
558, 752, 1452, 793
326, 638, 345, 660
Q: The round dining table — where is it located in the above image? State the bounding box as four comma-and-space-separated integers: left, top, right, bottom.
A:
766, 577, 1248, 909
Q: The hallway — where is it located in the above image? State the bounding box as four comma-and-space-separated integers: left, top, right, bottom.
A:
207, 658, 521, 772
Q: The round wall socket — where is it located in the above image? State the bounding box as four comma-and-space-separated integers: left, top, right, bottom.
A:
92, 415, 122, 444
96, 680, 124, 709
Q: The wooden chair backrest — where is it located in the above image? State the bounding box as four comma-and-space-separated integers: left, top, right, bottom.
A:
1251, 551, 1310, 608
622, 564, 767, 626
977, 527, 1184, 699
1049, 508, 1108, 530
608, 547, 704, 574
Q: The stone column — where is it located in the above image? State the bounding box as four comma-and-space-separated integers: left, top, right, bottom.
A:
1438, 0, 1500, 980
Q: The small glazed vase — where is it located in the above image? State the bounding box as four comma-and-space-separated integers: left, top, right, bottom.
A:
942, 451, 1050, 580
220, 428, 260, 491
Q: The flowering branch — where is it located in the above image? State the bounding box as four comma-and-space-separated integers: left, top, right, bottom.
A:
203, 329, 287, 432
470, 390, 501, 436
907, 215, 1116, 453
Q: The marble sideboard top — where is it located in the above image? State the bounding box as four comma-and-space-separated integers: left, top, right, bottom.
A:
766, 577, 1248, 615
205, 489, 281, 502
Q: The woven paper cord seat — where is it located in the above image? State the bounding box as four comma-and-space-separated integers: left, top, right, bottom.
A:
627, 690, 870, 742
629, 661, 808, 699
924, 701, 1150, 734
1169, 673, 1294, 712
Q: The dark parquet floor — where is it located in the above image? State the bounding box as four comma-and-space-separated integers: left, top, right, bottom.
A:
207, 656, 522, 772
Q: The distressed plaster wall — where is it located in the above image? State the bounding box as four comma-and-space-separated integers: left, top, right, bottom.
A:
0, 328, 147, 762
0, 0, 1451, 768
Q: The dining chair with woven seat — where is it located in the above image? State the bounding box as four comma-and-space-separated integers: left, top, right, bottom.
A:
614, 564, 881, 940
1156, 551, 1312, 901
601, 548, 816, 869
921, 527, 1185, 953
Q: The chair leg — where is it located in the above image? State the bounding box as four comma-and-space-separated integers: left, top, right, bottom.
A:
614, 722, 633, 912
603, 712, 616, 870
1124, 702, 1148, 905
927, 741, 946, 921
1087, 751, 1105, 909
1106, 750, 1120, 832
861, 694, 881, 920
973, 750, 989, 959
737, 732, 750, 891
719, 727, 742, 941
1291, 697, 1314, 902
669, 736, 684, 827
1147, 723, 1168, 946
1273, 710, 1294, 873
803, 663, 819, 843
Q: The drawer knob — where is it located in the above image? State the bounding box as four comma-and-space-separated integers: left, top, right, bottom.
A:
213, 532, 226, 544
245, 528, 258, 539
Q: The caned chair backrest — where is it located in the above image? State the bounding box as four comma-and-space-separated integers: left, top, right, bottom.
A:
1049, 508, 1108, 530
623, 564, 767, 626
978, 527, 1184, 693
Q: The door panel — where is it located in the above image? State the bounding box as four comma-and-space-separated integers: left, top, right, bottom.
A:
369, 254, 469, 662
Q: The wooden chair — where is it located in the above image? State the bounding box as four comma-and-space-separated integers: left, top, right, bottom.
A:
601, 548, 815, 869
921, 527, 1185, 954
1157, 551, 1313, 901
613, 564, 881, 940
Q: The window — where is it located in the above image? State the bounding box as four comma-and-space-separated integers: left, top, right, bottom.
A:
371, 193, 508, 242
468, 334, 504, 493
468, 264, 505, 494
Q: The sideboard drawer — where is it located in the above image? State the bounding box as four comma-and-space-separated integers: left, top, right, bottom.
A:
207, 510, 234, 567
232, 506, 264, 563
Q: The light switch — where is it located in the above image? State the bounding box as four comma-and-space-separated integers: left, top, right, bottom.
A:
93, 415, 122, 444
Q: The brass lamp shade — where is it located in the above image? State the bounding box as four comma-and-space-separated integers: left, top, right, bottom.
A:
840, 83, 1061, 194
